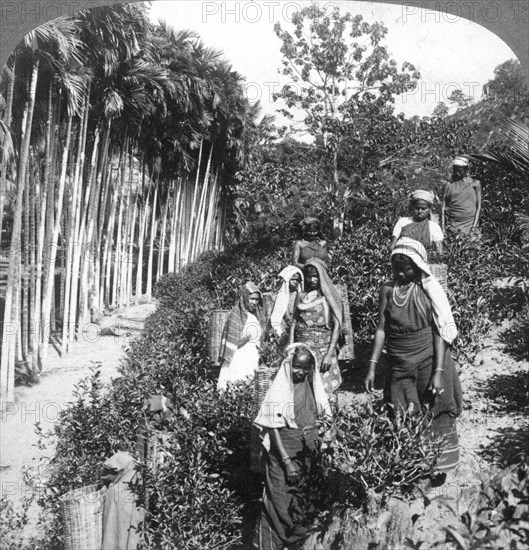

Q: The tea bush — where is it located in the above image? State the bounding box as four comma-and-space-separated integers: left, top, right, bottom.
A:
320, 398, 440, 509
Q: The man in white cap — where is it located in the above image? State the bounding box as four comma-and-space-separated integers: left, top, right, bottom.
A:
441, 156, 482, 236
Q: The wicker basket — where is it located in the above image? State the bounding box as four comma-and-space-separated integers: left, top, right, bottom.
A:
429, 263, 448, 292
60, 484, 106, 550
250, 365, 280, 473
208, 309, 230, 366
336, 284, 355, 361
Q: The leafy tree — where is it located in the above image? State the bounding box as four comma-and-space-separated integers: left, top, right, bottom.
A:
273, 4, 420, 237
447, 88, 472, 109
432, 102, 449, 119
485, 59, 529, 101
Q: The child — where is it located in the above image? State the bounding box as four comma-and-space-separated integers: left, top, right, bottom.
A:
390, 190, 444, 257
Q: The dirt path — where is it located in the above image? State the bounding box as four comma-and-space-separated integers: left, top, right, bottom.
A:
0, 302, 156, 536
458, 323, 529, 469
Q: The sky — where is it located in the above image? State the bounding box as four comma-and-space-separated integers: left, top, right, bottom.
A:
147, 0, 517, 134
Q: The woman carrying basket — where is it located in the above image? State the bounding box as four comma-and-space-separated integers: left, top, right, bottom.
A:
289, 258, 343, 395
390, 189, 444, 258
217, 282, 267, 391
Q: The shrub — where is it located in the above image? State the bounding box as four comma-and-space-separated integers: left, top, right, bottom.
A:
320, 397, 440, 510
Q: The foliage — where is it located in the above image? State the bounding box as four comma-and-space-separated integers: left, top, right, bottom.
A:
271, 4, 420, 236
320, 398, 439, 508
0, 494, 34, 550
432, 102, 449, 119
448, 89, 473, 109
443, 464, 529, 550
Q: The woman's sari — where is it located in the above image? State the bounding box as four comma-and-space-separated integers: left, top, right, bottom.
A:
255, 350, 329, 550
217, 282, 266, 390
384, 283, 462, 472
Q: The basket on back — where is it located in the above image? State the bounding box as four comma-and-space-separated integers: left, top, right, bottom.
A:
250, 364, 280, 474
336, 283, 354, 361
429, 263, 448, 292
60, 484, 106, 550
208, 309, 230, 366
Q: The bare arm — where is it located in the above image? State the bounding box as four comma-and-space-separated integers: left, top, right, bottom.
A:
364, 284, 390, 391
430, 332, 446, 395
322, 312, 340, 372
472, 180, 482, 228
441, 182, 450, 232
291, 241, 304, 270
270, 428, 300, 483
288, 294, 301, 345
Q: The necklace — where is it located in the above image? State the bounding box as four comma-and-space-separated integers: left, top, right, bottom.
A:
393, 282, 415, 308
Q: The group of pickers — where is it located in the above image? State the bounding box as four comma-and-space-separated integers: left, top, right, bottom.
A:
91, 156, 481, 550
213, 155, 481, 549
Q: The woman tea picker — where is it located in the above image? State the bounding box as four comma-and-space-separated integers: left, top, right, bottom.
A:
442, 156, 482, 237
291, 217, 328, 269
269, 266, 303, 338
390, 189, 444, 258
289, 258, 343, 395
217, 282, 266, 391
364, 238, 462, 480
254, 343, 331, 550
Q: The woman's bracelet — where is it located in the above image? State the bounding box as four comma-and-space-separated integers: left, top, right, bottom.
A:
434, 368, 444, 373
368, 359, 378, 365
282, 456, 291, 463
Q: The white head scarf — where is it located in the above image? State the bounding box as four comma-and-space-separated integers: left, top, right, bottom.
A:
254, 343, 331, 450
452, 156, 469, 167
411, 189, 434, 204
270, 266, 303, 336
391, 238, 458, 345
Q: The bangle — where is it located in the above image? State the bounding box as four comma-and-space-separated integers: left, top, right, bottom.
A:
434, 368, 444, 373
282, 456, 291, 463
369, 359, 378, 364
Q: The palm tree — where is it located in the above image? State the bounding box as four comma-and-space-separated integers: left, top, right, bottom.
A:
1, 17, 81, 402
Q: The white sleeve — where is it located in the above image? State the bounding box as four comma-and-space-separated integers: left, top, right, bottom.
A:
429, 221, 444, 242
392, 217, 409, 238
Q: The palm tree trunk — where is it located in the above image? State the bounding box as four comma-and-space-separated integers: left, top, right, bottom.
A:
145, 183, 158, 300
1, 57, 39, 404
135, 190, 149, 305
28, 160, 37, 360
38, 114, 73, 367
112, 150, 127, 308
102, 174, 118, 310
125, 193, 138, 305
0, 58, 15, 242
167, 184, 177, 273
157, 183, 170, 280
66, 85, 90, 348
192, 143, 213, 261
184, 138, 203, 263
78, 118, 105, 327
21, 176, 30, 360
